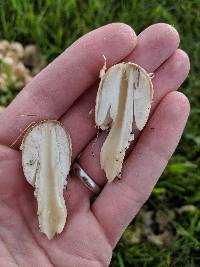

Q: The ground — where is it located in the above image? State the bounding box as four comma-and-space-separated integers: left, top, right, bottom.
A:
0, 1, 200, 266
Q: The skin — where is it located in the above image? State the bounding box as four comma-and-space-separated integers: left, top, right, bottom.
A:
0, 23, 190, 267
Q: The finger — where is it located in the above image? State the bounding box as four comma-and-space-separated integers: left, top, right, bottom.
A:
92, 91, 190, 247
78, 49, 190, 188
151, 49, 190, 108
125, 23, 180, 71
0, 145, 25, 196
60, 85, 97, 159
0, 23, 136, 146
61, 24, 181, 160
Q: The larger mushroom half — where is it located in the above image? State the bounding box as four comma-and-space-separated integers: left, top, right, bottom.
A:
95, 62, 153, 182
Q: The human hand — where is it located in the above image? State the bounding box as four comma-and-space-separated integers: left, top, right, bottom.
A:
0, 23, 190, 267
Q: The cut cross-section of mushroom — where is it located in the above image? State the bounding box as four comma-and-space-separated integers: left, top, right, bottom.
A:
95, 62, 153, 182
20, 120, 72, 239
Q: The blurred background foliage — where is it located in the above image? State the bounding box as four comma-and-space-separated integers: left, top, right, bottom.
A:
0, 0, 200, 266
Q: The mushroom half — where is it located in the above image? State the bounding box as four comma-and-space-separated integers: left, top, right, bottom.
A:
95, 62, 153, 182
20, 120, 72, 239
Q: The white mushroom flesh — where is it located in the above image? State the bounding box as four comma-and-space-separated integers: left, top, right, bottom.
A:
95, 63, 153, 182
20, 120, 72, 239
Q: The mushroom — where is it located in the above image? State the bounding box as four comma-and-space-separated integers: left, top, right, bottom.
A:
95, 62, 153, 182
20, 120, 72, 239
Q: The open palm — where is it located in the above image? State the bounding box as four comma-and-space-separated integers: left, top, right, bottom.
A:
0, 23, 190, 267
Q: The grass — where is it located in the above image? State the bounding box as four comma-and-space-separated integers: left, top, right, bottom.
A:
0, 0, 200, 266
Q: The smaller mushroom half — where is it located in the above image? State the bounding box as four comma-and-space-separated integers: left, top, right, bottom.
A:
20, 120, 72, 239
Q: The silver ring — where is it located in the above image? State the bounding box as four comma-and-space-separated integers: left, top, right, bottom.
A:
72, 162, 101, 194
